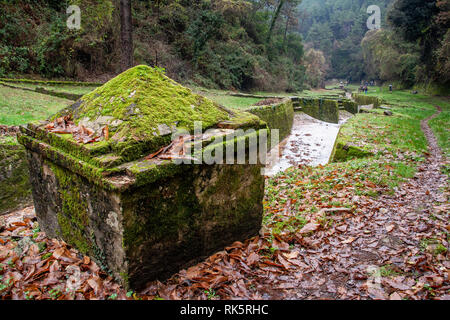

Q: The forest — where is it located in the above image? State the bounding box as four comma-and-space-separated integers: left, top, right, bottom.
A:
0, 0, 449, 92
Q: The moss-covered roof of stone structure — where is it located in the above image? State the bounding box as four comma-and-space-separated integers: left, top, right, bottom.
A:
18, 65, 267, 186
59, 65, 231, 143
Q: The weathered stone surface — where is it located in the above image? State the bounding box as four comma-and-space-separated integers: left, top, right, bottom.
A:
296, 98, 340, 124
343, 100, 359, 114
352, 94, 383, 108
331, 142, 373, 162
0, 136, 32, 215
18, 65, 267, 289
247, 98, 294, 145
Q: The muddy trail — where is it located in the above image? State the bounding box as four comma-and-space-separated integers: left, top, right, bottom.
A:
0, 108, 448, 300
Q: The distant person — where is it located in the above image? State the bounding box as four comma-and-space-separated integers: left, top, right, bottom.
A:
364, 85, 368, 94
389, 84, 393, 93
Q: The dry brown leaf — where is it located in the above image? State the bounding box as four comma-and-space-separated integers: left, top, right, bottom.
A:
385, 224, 395, 232
246, 252, 260, 266
298, 222, 320, 235
389, 292, 403, 300
341, 237, 356, 244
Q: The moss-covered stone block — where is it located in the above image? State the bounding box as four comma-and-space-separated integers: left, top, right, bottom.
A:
352, 94, 382, 108
343, 100, 359, 114
247, 98, 294, 145
0, 136, 32, 214
298, 98, 339, 124
18, 65, 266, 290
331, 142, 373, 162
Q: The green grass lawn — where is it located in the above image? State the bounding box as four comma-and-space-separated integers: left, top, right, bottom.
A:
192, 86, 347, 109
3, 82, 98, 95
0, 86, 73, 126
194, 90, 265, 109
298, 89, 344, 99
429, 111, 450, 156
263, 89, 449, 239
357, 87, 450, 156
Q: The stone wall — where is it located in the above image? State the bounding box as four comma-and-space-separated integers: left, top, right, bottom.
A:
246, 98, 294, 143
329, 117, 374, 163
0, 131, 32, 214
297, 98, 340, 124
25, 150, 265, 290
352, 94, 382, 108
343, 100, 359, 114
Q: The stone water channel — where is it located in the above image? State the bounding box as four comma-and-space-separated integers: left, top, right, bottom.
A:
246, 94, 358, 177
264, 110, 353, 176
2, 68, 363, 290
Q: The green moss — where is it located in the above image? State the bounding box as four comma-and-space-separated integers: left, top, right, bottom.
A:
298, 98, 339, 123
353, 94, 383, 107
121, 171, 202, 252
0, 142, 32, 214
343, 100, 359, 114
18, 134, 119, 191
56, 212, 90, 254
49, 162, 108, 262
51, 163, 89, 229
332, 142, 373, 162
320, 99, 340, 123
51, 164, 87, 215
119, 271, 129, 285
54, 65, 230, 148
247, 99, 294, 144
125, 159, 187, 187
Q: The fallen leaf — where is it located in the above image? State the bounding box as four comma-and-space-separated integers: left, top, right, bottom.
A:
341, 237, 356, 244
299, 223, 320, 235
385, 224, 395, 232
389, 292, 403, 300
246, 252, 260, 266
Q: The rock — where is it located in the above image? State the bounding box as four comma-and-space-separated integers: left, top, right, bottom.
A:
0, 138, 32, 215
384, 110, 393, 116
18, 65, 267, 290
157, 124, 173, 136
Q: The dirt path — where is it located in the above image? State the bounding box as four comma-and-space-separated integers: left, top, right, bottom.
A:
0, 108, 448, 300
257, 106, 449, 300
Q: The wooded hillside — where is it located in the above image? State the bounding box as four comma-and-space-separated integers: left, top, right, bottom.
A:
0, 0, 306, 92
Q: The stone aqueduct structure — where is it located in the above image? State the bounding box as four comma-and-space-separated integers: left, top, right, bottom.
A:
1, 66, 364, 289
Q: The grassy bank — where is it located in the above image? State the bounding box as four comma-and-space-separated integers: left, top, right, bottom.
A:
364, 87, 449, 156
0, 86, 73, 126
2, 83, 99, 96
263, 89, 449, 239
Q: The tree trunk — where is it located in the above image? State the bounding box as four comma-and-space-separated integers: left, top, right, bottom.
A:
283, 8, 292, 48
266, 0, 285, 44
120, 0, 133, 71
